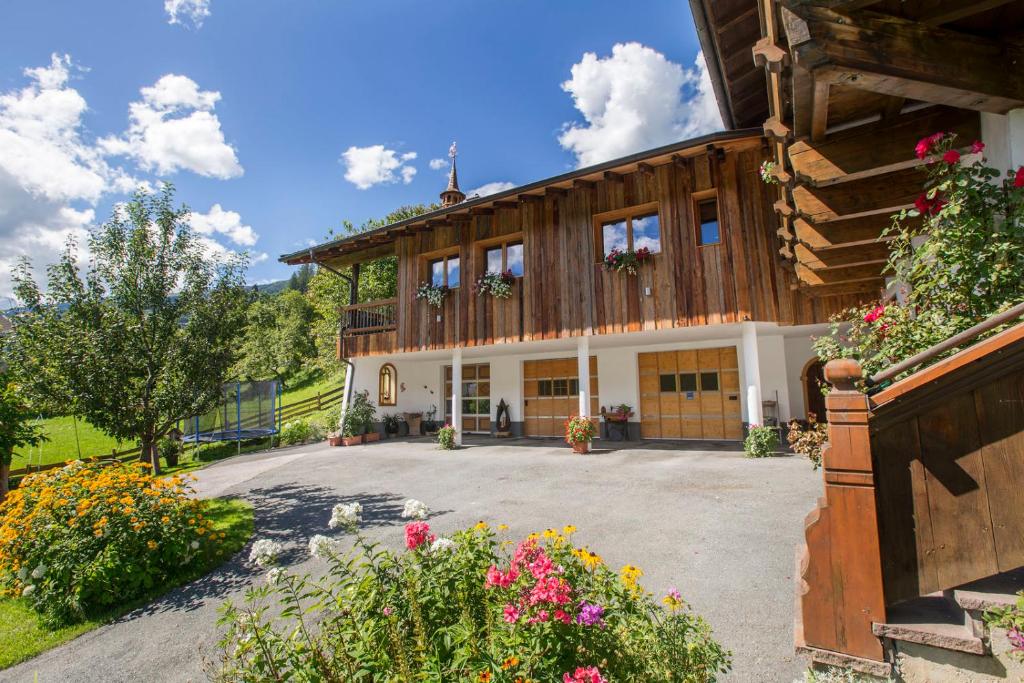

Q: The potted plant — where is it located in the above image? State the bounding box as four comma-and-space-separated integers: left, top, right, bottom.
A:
565, 415, 597, 454
416, 282, 449, 308
328, 430, 346, 447
423, 405, 439, 435
437, 423, 456, 450
603, 247, 652, 275
403, 411, 422, 436
600, 404, 634, 442
474, 270, 516, 299
382, 413, 403, 438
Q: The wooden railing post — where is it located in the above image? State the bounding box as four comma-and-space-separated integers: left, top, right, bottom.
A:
798, 358, 887, 664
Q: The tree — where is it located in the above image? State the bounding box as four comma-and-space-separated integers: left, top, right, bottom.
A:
306, 204, 437, 370
287, 264, 314, 293
7, 186, 249, 474
0, 372, 46, 501
233, 289, 316, 385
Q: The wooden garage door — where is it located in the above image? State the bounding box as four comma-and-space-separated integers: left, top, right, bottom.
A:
639, 347, 742, 440
523, 357, 599, 437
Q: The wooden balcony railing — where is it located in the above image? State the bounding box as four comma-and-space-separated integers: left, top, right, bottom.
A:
340, 298, 398, 335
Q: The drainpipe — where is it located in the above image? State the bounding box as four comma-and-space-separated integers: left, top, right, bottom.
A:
338, 358, 356, 432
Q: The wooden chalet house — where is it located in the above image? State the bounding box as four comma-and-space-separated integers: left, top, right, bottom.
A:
282, 135, 853, 447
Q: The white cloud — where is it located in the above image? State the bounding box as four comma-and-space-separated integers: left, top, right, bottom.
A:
165, 0, 211, 29
100, 74, 242, 179
429, 158, 448, 171
467, 181, 516, 198
195, 234, 267, 264
187, 203, 257, 246
558, 43, 722, 167
341, 145, 417, 190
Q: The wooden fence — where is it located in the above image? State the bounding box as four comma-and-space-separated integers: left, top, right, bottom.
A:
9, 384, 346, 483
797, 320, 1024, 665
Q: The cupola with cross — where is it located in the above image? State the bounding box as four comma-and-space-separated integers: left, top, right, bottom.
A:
439, 141, 466, 208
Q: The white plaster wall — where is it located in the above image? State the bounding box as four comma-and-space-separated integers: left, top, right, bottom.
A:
595, 347, 639, 412
981, 109, 1024, 175
350, 357, 447, 421
783, 335, 818, 420
757, 335, 792, 422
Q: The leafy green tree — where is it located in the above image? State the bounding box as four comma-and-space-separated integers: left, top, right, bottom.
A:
233, 289, 316, 385
287, 264, 314, 293
0, 373, 46, 501
6, 186, 249, 474
306, 204, 436, 369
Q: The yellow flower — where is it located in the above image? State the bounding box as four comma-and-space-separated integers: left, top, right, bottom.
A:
497, 524, 509, 531
501, 656, 520, 670
562, 525, 577, 535
478, 672, 492, 682
620, 564, 644, 592
527, 532, 540, 542
147, 540, 158, 551
542, 528, 557, 540
161, 516, 170, 524
474, 521, 489, 531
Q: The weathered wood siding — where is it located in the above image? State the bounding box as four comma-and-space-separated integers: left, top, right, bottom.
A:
362, 140, 854, 356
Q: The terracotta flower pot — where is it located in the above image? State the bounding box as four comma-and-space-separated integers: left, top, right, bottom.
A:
363, 432, 381, 443
571, 440, 590, 454
341, 435, 363, 447
328, 435, 345, 447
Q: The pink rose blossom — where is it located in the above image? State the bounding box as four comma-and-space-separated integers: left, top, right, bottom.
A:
971, 140, 985, 154
404, 521, 435, 550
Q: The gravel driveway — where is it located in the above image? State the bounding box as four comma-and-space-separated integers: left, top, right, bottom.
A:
3, 437, 819, 683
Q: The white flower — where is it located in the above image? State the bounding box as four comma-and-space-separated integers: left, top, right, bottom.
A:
191, 540, 200, 550
329, 502, 362, 529
22, 584, 35, 597
401, 499, 430, 520
248, 539, 283, 568
266, 567, 285, 586
430, 537, 456, 553
308, 534, 339, 559
30, 563, 46, 580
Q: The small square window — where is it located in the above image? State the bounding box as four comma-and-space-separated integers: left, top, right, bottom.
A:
569, 378, 579, 396
699, 372, 719, 392
697, 199, 720, 246
679, 373, 698, 392
553, 379, 569, 396
447, 256, 461, 288
538, 380, 553, 397
659, 374, 677, 392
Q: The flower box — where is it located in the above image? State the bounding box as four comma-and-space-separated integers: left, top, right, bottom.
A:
341, 435, 363, 447
363, 432, 381, 443
328, 434, 345, 447
571, 441, 589, 454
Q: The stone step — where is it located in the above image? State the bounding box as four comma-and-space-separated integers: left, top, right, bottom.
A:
873, 595, 987, 655
953, 566, 1024, 613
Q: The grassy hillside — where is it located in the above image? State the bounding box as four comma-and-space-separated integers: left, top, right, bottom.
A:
11, 369, 344, 470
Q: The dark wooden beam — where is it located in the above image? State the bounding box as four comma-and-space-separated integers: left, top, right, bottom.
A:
603, 171, 621, 181
917, 0, 1017, 26
469, 206, 494, 215
636, 162, 654, 175
572, 178, 595, 190
788, 5, 1024, 113
545, 186, 568, 197
493, 200, 519, 210
517, 193, 543, 203
796, 279, 885, 298
810, 76, 830, 142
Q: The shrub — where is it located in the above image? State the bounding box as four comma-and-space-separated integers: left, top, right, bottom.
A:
278, 419, 321, 446
787, 414, 829, 470
0, 461, 214, 627
744, 425, 779, 458
210, 512, 731, 682
984, 590, 1024, 661
437, 423, 456, 450
157, 437, 181, 467
565, 415, 597, 444
342, 390, 376, 437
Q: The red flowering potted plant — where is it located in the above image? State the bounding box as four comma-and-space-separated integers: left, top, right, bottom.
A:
603, 247, 652, 275
564, 415, 597, 454
600, 404, 634, 441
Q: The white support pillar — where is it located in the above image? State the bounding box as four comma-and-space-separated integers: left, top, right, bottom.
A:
577, 336, 591, 452
451, 347, 463, 446
338, 359, 356, 432
741, 322, 764, 426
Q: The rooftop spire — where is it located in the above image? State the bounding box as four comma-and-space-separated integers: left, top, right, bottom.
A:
440, 141, 466, 208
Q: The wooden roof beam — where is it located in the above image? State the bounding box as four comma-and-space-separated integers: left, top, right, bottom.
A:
796, 279, 885, 299
788, 5, 1024, 114
572, 178, 595, 190
752, 36, 789, 73
917, 0, 1017, 26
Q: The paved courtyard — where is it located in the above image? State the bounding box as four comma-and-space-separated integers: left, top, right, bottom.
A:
5, 437, 820, 682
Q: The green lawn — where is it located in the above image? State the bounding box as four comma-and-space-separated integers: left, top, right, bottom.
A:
11, 370, 344, 469
0, 496, 254, 670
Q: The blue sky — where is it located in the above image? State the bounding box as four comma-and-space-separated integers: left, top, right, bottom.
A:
0, 0, 721, 298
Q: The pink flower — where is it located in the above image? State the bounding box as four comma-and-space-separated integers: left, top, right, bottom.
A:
527, 609, 550, 624
502, 603, 521, 623
1015, 166, 1024, 188
563, 666, 607, 683
404, 521, 435, 550
971, 140, 985, 154
382, 606, 393, 616
528, 576, 572, 606
553, 608, 572, 624
942, 149, 960, 165
484, 564, 519, 589
863, 305, 885, 324
528, 551, 555, 579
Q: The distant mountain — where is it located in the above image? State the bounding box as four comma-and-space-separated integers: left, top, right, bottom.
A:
251, 279, 290, 295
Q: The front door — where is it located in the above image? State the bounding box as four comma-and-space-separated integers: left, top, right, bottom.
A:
523, 357, 599, 437
444, 363, 491, 434
638, 347, 742, 440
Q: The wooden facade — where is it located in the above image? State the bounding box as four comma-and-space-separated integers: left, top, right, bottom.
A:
293, 135, 860, 359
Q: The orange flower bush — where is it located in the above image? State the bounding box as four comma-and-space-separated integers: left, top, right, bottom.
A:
0, 461, 212, 627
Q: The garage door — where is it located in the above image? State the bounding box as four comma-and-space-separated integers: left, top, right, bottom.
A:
638, 347, 742, 440
523, 357, 599, 437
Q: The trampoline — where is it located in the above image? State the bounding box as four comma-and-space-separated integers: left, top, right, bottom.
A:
182, 381, 282, 444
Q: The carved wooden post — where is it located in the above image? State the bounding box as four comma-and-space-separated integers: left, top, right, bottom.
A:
799, 359, 887, 663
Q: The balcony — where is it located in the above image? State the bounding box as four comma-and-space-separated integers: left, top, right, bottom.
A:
338, 298, 398, 358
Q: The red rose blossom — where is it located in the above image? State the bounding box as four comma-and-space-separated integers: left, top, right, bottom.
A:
971, 140, 985, 154
942, 149, 960, 165
1015, 166, 1024, 188
914, 193, 946, 216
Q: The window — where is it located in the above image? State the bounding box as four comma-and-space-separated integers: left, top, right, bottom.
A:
483, 239, 524, 277
697, 197, 720, 246
594, 204, 662, 261
378, 363, 397, 406
428, 253, 461, 288
659, 374, 677, 392
699, 371, 719, 392
679, 372, 698, 392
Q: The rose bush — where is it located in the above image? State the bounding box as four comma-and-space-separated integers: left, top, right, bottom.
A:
0, 461, 216, 627
815, 133, 1024, 382
210, 508, 730, 682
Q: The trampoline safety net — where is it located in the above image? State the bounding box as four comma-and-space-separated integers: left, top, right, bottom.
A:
182, 380, 281, 443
